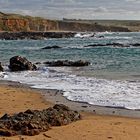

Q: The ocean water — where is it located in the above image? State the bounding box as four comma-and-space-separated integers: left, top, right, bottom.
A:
0, 32, 140, 109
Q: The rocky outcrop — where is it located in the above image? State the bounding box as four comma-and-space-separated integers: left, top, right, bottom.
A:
9, 56, 37, 71
0, 104, 81, 136
85, 43, 140, 48
84, 43, 130, 48
0, 62, 3, 72
44, 60, 90, 67
41, 45, 62, 49
0, 32, 76, 40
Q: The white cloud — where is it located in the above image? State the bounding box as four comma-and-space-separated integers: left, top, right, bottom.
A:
0, 0, 140, 20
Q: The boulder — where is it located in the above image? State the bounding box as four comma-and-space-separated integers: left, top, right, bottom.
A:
0, 104, 81, 136
9, 56, 37, 71
0, 62, 4, 72
44, 60, 90, 67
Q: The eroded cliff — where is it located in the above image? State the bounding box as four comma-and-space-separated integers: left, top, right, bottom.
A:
0, 12, 130, 32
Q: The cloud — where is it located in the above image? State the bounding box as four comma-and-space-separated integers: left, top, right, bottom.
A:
94, 7, 108, 13
0, 0, 140, 20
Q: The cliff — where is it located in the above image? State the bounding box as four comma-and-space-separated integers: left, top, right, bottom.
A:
0, 12, 58, 31
0, 12, 130, 32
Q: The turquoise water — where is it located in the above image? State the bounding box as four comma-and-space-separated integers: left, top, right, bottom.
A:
0, 32, 140, 109
0, 32, 140, 80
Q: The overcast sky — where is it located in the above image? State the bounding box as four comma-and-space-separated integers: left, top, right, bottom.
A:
0, 0, 140, 20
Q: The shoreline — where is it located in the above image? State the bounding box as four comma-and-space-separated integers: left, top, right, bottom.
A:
1, 80, 140, 119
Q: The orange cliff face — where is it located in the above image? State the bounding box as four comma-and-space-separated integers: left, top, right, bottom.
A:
0, 19, 29, 31
0, 18, 58, 32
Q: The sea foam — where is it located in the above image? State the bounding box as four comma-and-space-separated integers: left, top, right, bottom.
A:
0, 67, 140, 110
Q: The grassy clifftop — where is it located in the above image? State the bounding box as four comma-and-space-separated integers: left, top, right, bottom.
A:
0, 12, 131, 32
63, 19, 140, 32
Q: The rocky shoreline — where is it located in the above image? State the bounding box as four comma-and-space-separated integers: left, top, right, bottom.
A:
0, 55, 91, 72
0, 32, 76, 40
0, 104, 81, 136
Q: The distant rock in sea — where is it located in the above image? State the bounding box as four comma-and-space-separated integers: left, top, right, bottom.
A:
44, 60, 90, 67
41, 45, 62, 49
84, 43, 130, 48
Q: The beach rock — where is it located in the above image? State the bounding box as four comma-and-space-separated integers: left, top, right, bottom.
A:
0, 129, 17, 136
0, 62, 4, 72
45, 104, 81, 126
9, 56, 37, 71
44, 60, 90, 67
0, 104, 81, 136
41, 45, 62, 49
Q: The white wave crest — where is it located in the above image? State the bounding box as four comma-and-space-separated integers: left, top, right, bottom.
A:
74, 32, 95, 38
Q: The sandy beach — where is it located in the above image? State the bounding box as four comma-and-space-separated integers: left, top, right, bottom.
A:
0, 82, 140, 140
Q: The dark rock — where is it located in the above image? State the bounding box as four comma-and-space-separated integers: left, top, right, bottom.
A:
84, 43, 130, 48
9, 56, 37, 71
106, 43, 130, 47
44, 105, 81, 126
131, 43, 140, 47
53, 104, 70, 111
0, 129, 17, 136
0, 62, 4, 72
35, 62, 41, 65
44, 60, 90, 67
71, 60, 90, 67
0, 114, 10, 120
84, 44, 106, 47
98, 35, 104, 38
0, 32, 76, 40
0, 104, 81, 136
81, 105, 88, 108
21, 127, 40, 136
41, 45, 61, 49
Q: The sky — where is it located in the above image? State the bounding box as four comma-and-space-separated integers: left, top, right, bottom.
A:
0, 0, 140, 20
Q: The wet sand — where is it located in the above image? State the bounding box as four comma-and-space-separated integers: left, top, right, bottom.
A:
0, 81, 140, 140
